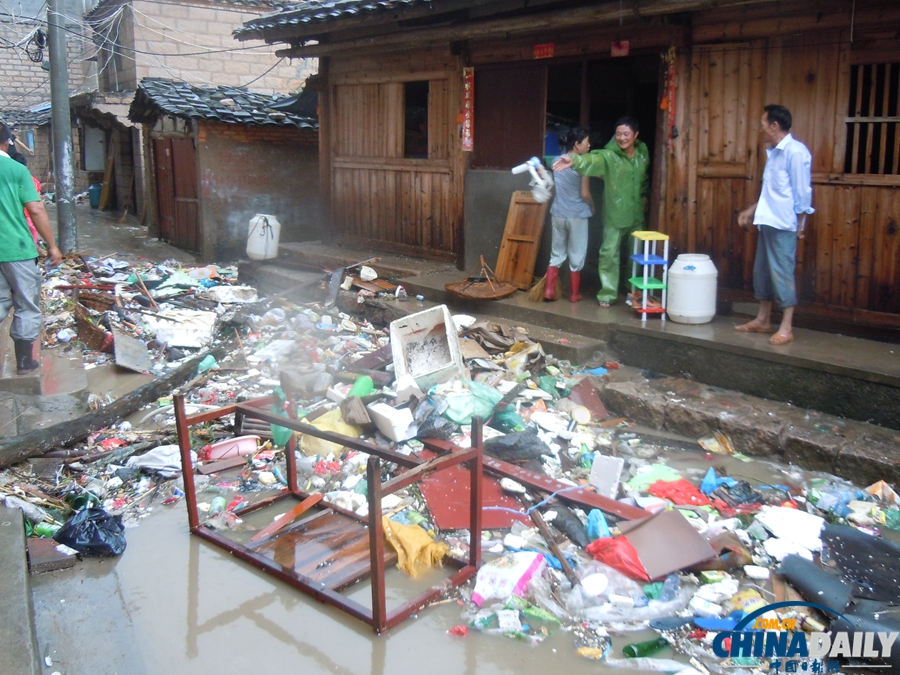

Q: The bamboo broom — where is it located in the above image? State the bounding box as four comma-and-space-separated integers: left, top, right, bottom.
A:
526, 272, 565, 302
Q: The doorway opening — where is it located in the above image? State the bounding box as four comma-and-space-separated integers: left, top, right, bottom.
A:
544, 54, 660, 287
546, 53, 658, 160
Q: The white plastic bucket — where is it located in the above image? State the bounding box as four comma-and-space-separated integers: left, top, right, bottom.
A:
667, 253, 718, 324
246, 214, 281, 260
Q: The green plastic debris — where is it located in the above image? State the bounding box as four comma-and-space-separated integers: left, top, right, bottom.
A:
884, 509, 900, 531
269, 387, 293, 448
197, 355, 218, 373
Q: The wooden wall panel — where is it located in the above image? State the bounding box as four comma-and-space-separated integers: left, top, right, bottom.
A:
659, 50, 690, 250
327, 51, 462, 260
428, 79, 450, 160
332, 166, 453, 257
865, 186, 900, 314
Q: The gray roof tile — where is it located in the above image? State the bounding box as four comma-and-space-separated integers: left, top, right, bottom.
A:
235, 0, 429, 38
128, 78, 318, 129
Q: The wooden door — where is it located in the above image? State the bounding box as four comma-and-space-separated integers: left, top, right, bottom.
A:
171, 138, 199, 253
153, 137, 199, 253
153, 139, 176, 243
687, 42, 766, 292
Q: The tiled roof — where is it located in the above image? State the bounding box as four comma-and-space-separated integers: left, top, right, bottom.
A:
235, 0, 430, 38
0, 108, 52, 128
128, 78, 318, 129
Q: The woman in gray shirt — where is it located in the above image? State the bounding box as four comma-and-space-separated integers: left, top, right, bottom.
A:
545, 128, 595, 302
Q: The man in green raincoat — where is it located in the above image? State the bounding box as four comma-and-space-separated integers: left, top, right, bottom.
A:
553, 117, 650, 306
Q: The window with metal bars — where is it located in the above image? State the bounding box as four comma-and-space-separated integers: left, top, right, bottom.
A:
844, 62, 900, 174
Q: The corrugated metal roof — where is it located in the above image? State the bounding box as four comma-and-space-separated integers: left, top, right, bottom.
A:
128, 78, 318, 129
234, 0, 430, 38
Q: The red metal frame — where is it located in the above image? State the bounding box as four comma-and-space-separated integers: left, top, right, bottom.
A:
174, 394, 483, 634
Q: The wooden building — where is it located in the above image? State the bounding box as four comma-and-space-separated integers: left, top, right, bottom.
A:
129, 78, 322, 261
237, 0, 900, 332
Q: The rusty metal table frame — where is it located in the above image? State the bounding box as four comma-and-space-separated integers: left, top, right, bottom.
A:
174, 393, 484, 634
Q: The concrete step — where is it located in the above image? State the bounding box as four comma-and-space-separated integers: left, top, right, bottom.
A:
398, 270, 900, 432
0, 323, 89, 400
276, 241, 454, 280
400, 270, 619, 340
237, 261, 326, 299
0, 321, 42, 395
0, 506, 42, 675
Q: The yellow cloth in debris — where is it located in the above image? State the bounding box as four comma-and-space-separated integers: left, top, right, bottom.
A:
298, 409, 362, 457
382, 516, 448, 578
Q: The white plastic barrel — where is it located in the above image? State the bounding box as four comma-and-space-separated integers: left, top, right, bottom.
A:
246, 214, 281, 260
667, 253, 718, 324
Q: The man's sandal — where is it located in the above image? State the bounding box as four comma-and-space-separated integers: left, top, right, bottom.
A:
735, 322, 774, 333
769, 332, 794, 346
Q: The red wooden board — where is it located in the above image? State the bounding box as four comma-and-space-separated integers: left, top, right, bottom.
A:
417, 449, 530, 530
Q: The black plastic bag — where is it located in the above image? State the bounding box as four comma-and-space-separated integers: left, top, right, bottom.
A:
54, 507, 127, 557
414, 396, 460, 440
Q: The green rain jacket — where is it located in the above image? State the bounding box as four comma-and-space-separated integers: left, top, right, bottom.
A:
570, 137, 650, 230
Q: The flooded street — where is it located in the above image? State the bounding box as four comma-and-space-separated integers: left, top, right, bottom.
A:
30, 433, 852, 675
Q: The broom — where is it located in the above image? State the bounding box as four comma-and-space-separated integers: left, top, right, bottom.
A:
526, 269, 565, 302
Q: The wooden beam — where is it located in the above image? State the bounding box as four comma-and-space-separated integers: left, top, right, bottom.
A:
276, 0, 784, 58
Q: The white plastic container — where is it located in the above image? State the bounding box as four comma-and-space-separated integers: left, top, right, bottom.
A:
390, 304, 466, 390
246, 214, 281, 260
667, 253, 718, 324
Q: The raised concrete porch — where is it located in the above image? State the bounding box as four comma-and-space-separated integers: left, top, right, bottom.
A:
398, 268, 900, 432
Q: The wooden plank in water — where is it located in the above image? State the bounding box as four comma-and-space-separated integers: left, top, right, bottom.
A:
253, 510, 397, 591
249, 494, 323, 543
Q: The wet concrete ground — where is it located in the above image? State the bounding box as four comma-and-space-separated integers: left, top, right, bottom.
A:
45, 202, 197, 265
29, 429, 846, 675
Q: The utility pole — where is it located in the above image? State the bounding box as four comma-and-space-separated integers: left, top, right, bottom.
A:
46, 0, 76, 252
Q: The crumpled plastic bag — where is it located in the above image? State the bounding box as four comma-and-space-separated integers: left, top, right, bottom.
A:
299, 409, 362, 456
471, 551, 546, 606
382, 516, 448, 577
414, 396, 460, 440
54, 507, 126, 557
648, 478, 711, 506
585, 536, 650, 581
442, 380, 502, 425
503, 341, 544, 376
4, 495, 48, 524
127, 444, 196, 478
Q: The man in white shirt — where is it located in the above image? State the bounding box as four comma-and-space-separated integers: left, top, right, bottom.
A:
736, 104, 814, 346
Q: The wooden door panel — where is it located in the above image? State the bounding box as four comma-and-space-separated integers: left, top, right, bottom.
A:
154, 139, 175, 243
494, 191, 549, 290
171, 138, 199, 253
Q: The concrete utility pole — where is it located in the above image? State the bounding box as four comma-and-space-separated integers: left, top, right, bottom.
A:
47, 0, 77, 252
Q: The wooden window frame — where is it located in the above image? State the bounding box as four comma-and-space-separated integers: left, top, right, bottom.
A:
844, 61, 900, 176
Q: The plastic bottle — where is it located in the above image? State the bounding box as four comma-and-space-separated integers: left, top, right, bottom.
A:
348, 375, 375, 398
209, 496, 227, 516
33, 522, 60, 538
659, 574, 681, 602
623, 636, 669, 658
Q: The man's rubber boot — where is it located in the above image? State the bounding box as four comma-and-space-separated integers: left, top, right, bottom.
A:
14, 339, 39, 375
544, 266, 559, 301
569, 271, 582, 303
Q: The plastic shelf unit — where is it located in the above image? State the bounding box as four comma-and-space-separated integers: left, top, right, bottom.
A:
628, 231, 669, 322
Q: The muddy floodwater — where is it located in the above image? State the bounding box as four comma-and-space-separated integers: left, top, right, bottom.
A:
30, 433, 858, 675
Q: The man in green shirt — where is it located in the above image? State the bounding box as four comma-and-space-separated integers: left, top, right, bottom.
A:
553, 116, 650, 306
0, 122, 61, 374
